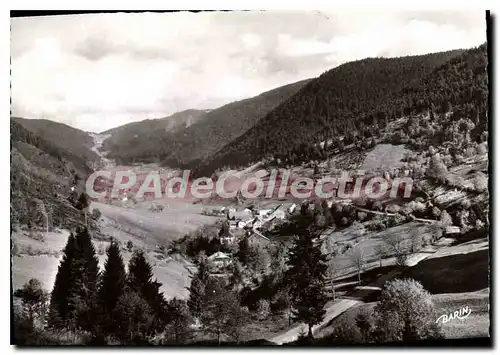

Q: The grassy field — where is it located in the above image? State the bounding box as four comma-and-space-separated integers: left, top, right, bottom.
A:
359, 144, 411, 171
433, 288, 490, 339
400, 249, 489, 294
92, 201, 222, 243
321, 221, 435, 279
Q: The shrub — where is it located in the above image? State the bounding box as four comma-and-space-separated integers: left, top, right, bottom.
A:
431, 206, 441, 219
91, 208, 102, 220
325, 318, 363, 344
369, 220, 386, 232
28, 231, 45, 243
476, 142, 487, 156
372, 201, 383, 211
357, 212, 368, 222
473, 172, 488, 192
441, 154, 453, 168
257, 299, 270, 320
427, 153, 448, 183
385, 204, 400, 214
430, 223, 444, 242
440, 210, 453, 227
372, 278, 443, 342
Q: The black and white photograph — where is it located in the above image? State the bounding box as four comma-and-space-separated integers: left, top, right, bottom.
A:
9, 9, 491, 346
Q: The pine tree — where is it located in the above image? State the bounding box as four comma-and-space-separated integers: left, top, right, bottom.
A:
187, 259, 211, 319
237, 236, 251, 265
127, 250, 166, 333
67, 226, 99, 331
113, 290, 155, 344
285, 230, 329, 340
201, 278, 242, 345
75, 192, 90, 211
165, 298, 192, 344
427, 153, 448, 183
48, 232, 77, 329
97, 240, 127, 334
14, 278, 49, 328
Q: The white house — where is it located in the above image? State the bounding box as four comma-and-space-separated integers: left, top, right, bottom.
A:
445, 226, 461, 235
208, 251, 233, 267
269, 209, 286, 220
220, 231, 237, 245
259, 209, 272, 217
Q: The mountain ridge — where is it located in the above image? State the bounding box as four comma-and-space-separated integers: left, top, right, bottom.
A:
102, 78, 311, 166
194, 45, 487, 176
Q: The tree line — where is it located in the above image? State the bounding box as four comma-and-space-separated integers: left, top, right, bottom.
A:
195, 44, 487, 176
14, 226, 190, 345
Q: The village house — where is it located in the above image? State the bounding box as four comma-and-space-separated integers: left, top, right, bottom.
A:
220, 230, 237, 245
445, 226, 461, 236
247, 230, 271, 247
269, 209, 286, 220
228, 220, 240, 229
208, 251, 233, 268
258, 209, 272, 217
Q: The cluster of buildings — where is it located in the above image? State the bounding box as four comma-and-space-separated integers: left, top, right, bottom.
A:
205, 204, 292, 272
221, 203, 290, 240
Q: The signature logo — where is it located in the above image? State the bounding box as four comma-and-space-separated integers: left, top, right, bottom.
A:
436, 306, 472, 324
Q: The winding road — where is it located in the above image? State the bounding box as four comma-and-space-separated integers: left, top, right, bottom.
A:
268, 299, 362, 344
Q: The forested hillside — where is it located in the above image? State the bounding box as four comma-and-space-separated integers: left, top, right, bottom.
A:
12, 117, 99, 165
101, 109, 208, 154
103, 79, 310, 165
10, 120, 95, 230
195, 45, 487, 176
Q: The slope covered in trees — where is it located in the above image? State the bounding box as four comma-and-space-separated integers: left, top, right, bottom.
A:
11, 120, 95, 229
195, 45, 487, 176
12, 117, 99, 165
103, 79, 311, 165
101, 109, 208, 154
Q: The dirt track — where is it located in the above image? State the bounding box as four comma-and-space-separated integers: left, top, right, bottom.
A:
268, 299, 361, 344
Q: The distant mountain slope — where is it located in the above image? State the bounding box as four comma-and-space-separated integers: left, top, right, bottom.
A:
101, 109, 208, 153
103, 79, 311, 165
12, 117, 99, 165
195, 46, 487, 176
10, 120, 94, 230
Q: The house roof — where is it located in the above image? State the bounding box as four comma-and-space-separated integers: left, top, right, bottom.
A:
208, 251, 231, 260
445, 226, 461, 233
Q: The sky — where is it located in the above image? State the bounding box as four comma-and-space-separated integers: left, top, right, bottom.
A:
10, 10, 487, 132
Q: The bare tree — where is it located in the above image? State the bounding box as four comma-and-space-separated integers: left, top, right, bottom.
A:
374, 243, 387, 268
327, 259, 340, 301
429, 222, 444, 243
384, 234, 410, 266
349, 247, 365, 283
409, 228, 422, 253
